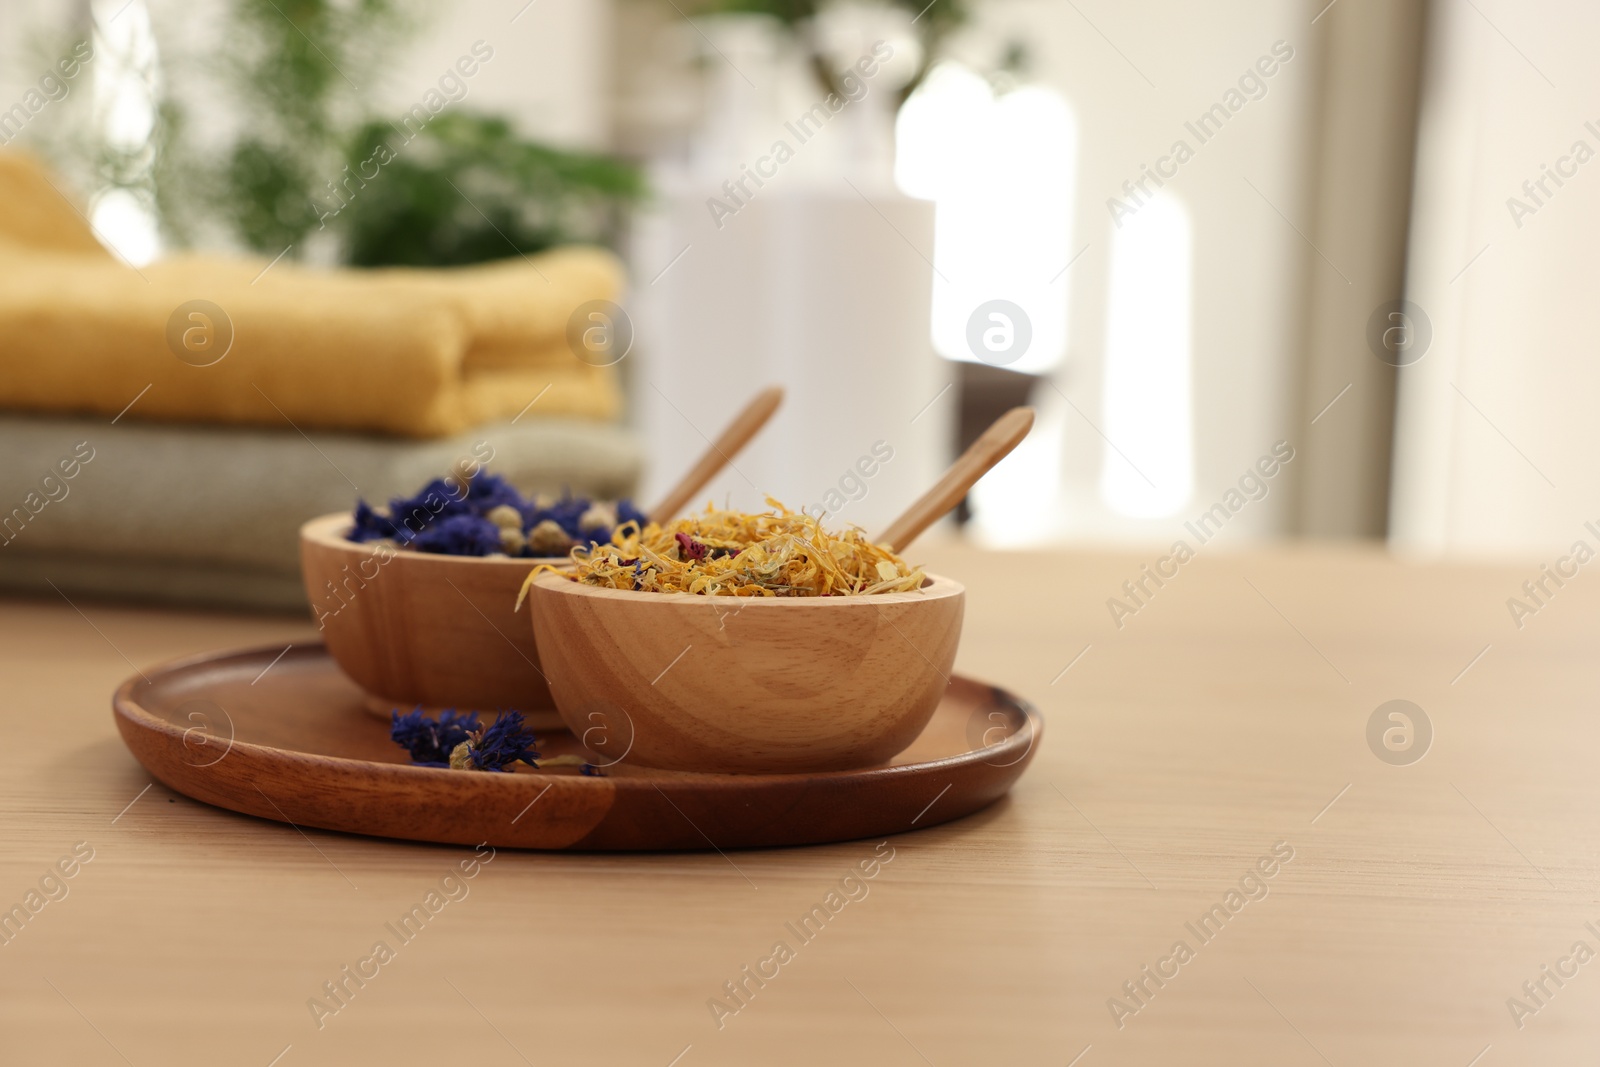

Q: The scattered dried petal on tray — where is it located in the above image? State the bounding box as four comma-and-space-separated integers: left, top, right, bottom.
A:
448, 711, 538, 772
391, 707, 478, 766
390, 708, 589, 773
519, 497, 925, 601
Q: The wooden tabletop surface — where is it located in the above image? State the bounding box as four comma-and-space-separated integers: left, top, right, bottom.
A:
2, 540, 1596, 1066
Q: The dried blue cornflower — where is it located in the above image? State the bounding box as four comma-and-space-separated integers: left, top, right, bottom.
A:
412, 513, 503, 556
346, 468, 646, 558
524, 491, 591, 541
617, 499, 648, 528
386, 477, 476, 540
463, 473, 524, 512
349, 499, 399, 543
391, 707, 480, 766
393, 708, 594, 774
449, 711, 540, 772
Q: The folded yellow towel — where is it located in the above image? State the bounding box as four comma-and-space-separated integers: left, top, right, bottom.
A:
0, 152, 624, 438
0, 153, 108, 257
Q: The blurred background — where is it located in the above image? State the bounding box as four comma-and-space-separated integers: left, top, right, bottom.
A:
0, 0, 1589, 610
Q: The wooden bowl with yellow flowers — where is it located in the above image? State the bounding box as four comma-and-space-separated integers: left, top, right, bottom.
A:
525, 502, 963, 774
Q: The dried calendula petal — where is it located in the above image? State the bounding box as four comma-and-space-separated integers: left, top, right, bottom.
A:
524, 498, 926, 599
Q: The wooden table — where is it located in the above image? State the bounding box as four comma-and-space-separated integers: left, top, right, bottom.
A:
2, 541, 1595, 1065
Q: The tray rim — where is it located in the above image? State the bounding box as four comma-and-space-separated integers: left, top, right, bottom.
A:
112, 641, 1042, 792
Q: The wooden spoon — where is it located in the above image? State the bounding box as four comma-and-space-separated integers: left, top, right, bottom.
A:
874, 406, 1035, 553
647, 385, 785, 523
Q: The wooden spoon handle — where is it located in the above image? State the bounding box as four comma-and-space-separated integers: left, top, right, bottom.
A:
648, 385, 785, 523
875, 406, 1035, 553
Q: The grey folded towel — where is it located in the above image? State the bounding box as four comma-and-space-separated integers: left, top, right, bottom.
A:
0, 415, 639, 610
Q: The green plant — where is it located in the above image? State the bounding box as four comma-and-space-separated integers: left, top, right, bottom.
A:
337, 114, 646, 268
204, 0, 643, 264
213, 0, 412, 253
35, 0, 644, 267
692, 0, 972, 103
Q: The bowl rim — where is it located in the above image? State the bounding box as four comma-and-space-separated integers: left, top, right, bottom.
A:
302, 514, 958, 604
300, 511, 569, 566
530, 569, 963, 606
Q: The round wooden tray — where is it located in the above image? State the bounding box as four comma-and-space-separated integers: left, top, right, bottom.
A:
112, 643, 1043, 850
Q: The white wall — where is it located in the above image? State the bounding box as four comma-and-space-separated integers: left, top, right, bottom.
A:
372, 0, 612, 150
0, 0, 81, 97
0, 1, 613, 156
1392, 0, 1598, 559
0, 0, 94, 153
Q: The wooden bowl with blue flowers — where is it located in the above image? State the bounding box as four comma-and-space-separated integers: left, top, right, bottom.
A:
299, 475, 647, 729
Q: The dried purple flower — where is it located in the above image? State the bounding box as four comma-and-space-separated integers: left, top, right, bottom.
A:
616, 499, 648, 530
449, 711, 540, 772
412, 513, 503, 556
523, 491, 591, 542
675, 532, 708, 562
349, 499, 399, 543
392, 708, 599, 775
391, 707, 480, 766
347, 469, 644, 558
463, 473, 524, 512
391, 477, 476, 531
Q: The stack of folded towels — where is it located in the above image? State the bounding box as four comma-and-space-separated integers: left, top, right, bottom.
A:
0, 151, 640, 609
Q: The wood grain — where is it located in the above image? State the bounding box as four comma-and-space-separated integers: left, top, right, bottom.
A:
647, 384, 784, 522
5, 541, 1600, 1065
527, 573, 965, 773
110, 643, 1036, 849
875, 405, 1034, 552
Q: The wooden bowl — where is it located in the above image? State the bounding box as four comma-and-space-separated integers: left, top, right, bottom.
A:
527, 572, 965, 773
299, 513, 560, 727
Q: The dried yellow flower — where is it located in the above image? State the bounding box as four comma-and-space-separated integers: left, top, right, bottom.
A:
518, 498, 925, 604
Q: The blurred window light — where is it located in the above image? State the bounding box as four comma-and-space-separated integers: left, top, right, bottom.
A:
968, 397, 1067, 547
895, 63, 1075, 376
90, 0, 162, 266
88, 186, 161, 265
1099, 191, 1194, 518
